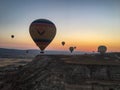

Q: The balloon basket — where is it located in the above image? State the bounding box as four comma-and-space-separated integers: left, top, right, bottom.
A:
40, 51, 44, 54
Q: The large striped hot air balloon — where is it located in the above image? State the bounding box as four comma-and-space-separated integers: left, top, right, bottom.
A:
29, 19, 56, 53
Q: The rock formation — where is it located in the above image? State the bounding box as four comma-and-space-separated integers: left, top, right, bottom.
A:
1, 54, 120, 90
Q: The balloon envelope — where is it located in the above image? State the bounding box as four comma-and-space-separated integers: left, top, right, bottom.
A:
11, 35, 14, 38
98, 45, 107, 54
29, 19, 56, 52
74, 46, 76, 49
62, 41, 65, 46
69, 47, 74, 53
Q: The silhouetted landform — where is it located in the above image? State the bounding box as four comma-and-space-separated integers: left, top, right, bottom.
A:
0, 53, 120, 90
0, 48, 38, 58
0, 48, 87, 58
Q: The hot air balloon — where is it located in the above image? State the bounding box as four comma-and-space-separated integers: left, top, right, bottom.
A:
29, 19, 56, 53
69, 47, 74, 53
98, 45, 107, 55
11, 35, 14, 38
61, 41, 65, 46
74, 46, 76, 49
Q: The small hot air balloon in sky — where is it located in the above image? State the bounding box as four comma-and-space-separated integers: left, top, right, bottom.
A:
69, 47, 74, 53
11, 35, 14, 38
61, 41, 65, 46
98, 45, 107, 55
74, 46, 76, 49
29, 19, 56, 53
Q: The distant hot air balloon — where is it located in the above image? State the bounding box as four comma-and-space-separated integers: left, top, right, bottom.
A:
29, 19, 56, 53
11, 35, 14, 38
69, 47, 74, 53
61, 41, 65, 46
74, 46, 76, 49
98, 45, 107, 55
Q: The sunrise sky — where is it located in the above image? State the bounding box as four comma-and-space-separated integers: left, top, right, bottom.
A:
0, 0, 120, 52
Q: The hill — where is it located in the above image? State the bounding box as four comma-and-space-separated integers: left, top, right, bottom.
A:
0, 48, 86, 58
0, 54, 120, 90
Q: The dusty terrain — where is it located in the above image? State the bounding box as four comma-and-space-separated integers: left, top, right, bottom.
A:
0, 58, 32, 67
0, 53, 120, 90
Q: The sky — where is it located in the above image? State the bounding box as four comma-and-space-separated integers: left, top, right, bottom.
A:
0, 0, 120, 52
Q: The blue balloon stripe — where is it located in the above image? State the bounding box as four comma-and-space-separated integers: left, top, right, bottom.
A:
32, 23, 54, 26
32, 19, 54, 25
33, 39, 51, 42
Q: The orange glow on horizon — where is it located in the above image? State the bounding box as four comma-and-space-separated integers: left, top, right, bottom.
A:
0, 32, 120, 52
0, 40, 120, 52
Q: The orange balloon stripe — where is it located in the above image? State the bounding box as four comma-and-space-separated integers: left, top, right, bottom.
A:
36, 42, 49, 45
33, 38, 51, 42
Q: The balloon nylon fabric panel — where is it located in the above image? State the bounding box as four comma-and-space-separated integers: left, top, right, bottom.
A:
32, 19, 54, 25
29, 19, 56, 51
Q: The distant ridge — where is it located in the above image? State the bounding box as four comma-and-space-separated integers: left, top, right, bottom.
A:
0, 48, 87, 58
0, 48, 40, 58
